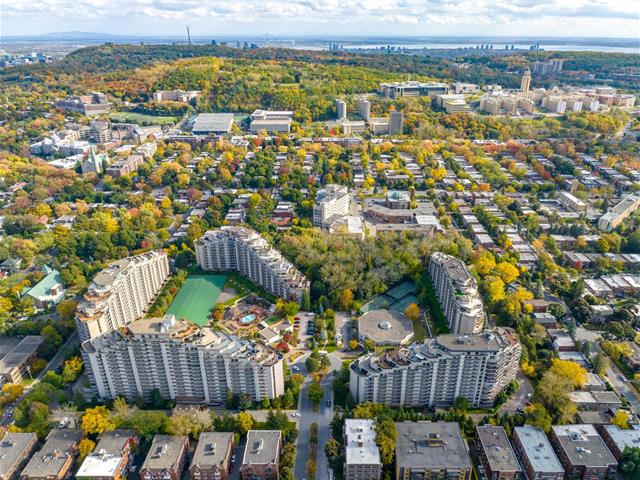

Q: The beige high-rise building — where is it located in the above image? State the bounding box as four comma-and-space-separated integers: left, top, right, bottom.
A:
350, 328, 521, 408
521, 69, 531, 92
84, 315, 285, 404
75, 250, 169, 342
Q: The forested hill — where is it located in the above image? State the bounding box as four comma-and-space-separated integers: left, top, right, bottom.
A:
2, 43, 638, 93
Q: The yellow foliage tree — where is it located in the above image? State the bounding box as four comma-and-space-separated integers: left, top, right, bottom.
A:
404, 303, 420, 321
549, 359, 587, 389
611, 410, 629, 430
81, 406, 116, 436
78, 438, 96, 463
496, 262, 520, 284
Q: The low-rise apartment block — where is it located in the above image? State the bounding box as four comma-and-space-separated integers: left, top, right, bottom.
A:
105, 154, 145, 178
20, 429, 83, 480
475, 425, 522, 480
343, 419, 381, 480
596, 424, 640, 461
241, 430, 281, 480
598, 194, 640, 231
350, 328, 521, 408
549, 425, 617, 480
429, 252, 485, 334
395, 422, 472, 480
511, 426, 564, 480
76, 429, 138, 480
140, 436, 189, 480
0, 432, 38, 480
249, 110, 293, 133
195, 227, 309, 301
189, 432, 235, 480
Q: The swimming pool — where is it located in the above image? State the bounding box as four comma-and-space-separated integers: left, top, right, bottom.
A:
240, 314, 256, 325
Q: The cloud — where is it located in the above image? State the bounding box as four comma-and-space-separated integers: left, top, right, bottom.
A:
2, 0, 639, 36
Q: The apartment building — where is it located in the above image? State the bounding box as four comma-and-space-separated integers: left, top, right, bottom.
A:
379, 81, 449, 98
343, 419, 381, 480
56, 92, 111, 116
429, 252, 485, 334
76, 430, 138, 480
475, 426, 522, 480
241, 431, 281, 480
75, 250, 169, 342
249, 110, 293, 133
313, 184, 350, 228
531, 60, 563, 76
388, 110, 404, 134
195, 227, 309, 301
189, 432, 235, 480
336, 99, 347, 120
84, 315, 285, 404
598, 194, 640, 231
511, 427, 564, 480
20, 429, 83, 480
357, 98, 371, 121
549, 425, 617, 480
395, 422, 472, 480
105, 154, 145, 178
520, 70, 531, 93
0, 335, 44, 384
558, 191, 587, 213
350, 328, 521, 408
140, 436, 189, 480
597, 424, 640, 460
0, 432, 37, 480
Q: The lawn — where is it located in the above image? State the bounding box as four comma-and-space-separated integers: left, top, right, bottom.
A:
109, 111, 177, 125
166, 274, 227, 326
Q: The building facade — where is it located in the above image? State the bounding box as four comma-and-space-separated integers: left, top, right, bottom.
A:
350, 328, 521, 408
83, 315, 285, 404
429, 252, 485, 334
189, 432, 235, 480
75, 250, 169, 342
475, 426, 522, 480
598, 195, 640, 231
241, 431, 281, 480
511, 427, 564, 480
313, 184, 350, 228
195, 227, 309, 301
20, 429, 83, 480
549, 425, 617, 480
0, 432, 37, 480
140, 436, 189, 480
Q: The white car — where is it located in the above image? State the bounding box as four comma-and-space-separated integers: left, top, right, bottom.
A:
291, 412, 301, 417
292, 366, 300, 372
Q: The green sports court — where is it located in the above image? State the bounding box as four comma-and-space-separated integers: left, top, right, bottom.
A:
166, 274, 227, 326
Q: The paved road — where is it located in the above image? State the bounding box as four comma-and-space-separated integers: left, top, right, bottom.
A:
293, 352, 341, 480
1, 332, 80, 425
575, 327, 640, 414
499, 369, 533, 414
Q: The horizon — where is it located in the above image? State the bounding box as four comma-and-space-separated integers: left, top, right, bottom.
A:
2, 0, 639, 39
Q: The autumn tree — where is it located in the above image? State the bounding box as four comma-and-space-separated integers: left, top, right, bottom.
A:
237, 411, 254, 435
549, 359, 587, 389
375, 419, 397, 465
307, 381, 324, 404
166, 407, 213, 439
612, 410, 630, 430
81, 406, 116, 436
404, 303, 420, 321
340, 289, 354, 311
78, 438, 96, 463
62, 356, 84, 383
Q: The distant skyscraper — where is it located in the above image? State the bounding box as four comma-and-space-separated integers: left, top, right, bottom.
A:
336, 99, 347, 120
521, 69, 531, 92
389, 110, 403, 135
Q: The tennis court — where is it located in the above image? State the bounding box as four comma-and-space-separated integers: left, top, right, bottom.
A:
166, 274, 227, 326
390, 293, 419, 313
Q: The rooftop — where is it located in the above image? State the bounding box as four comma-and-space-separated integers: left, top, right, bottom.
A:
552, 424, 617, 468
601, 425, 640, 452
192, 113, 235, 133
242, 430, 281, 466
395, 422, 471, 471
476, 425, 521, 473
76, 452, 123, 477
357, 309, 414, 345
191, 432, 234, 468
21, 429, 83, 479
344, 419, 381, 466
514, 426, 563, 474
142, 435, 187, 470
0, 432, 37, 478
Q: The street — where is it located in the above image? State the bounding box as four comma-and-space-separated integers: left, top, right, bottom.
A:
574, 326, 640, 414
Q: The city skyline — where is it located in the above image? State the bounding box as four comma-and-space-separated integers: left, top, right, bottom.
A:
2, 0, 639, 38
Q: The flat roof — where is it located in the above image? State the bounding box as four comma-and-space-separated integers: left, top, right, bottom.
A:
395, 422, 471, 471
21, 429, 83, 479
552, 425, 617, 468
476, 425, 521, 473
601, 425, 640, 451
142, 435, 187, 470
345, 419, 381, 466
242, 431, 281, 466
192, 113, 234, 133
0, 432, 37, 478
513, 426, 563, 474
95, 429, 136, 454
76, 452, 123, 477
191, 432, 234, 468
358, 309, 414, 345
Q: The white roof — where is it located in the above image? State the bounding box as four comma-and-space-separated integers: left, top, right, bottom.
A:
344, 419, 381, 466
76, 453, 123, 477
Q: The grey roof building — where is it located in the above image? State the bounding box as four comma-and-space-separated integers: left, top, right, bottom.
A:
549, 425, 617, 480
474, 425, 522, 480
0, 432, 38, 480
140, 435, 189, 480
395, 422, 472, 480
241, 430, 281, 480
512, 426, 564, 480
0, 335, 43, 384
343, 419, 381, 480
191, 113, 235, 134
190, 432, 234, 480
20, 429, 83, 480
597, 424, 640, 460
357, 309, 414, 346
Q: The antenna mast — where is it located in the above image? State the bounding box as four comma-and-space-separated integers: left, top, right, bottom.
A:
187, 25, 192, 45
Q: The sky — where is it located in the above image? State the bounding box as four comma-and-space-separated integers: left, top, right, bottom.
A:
1, 0, 639, 38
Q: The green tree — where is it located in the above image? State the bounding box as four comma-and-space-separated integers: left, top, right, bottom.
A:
620, 447, 640, 479
375, 419, 397, 465
307, 381, 324, 404
131, 410, 168, 439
